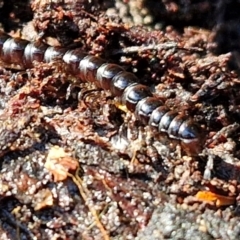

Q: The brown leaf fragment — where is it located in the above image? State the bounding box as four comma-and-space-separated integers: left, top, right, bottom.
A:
45, 146, 79, 182
33, 188, 54, 211
195, 191, 235, 207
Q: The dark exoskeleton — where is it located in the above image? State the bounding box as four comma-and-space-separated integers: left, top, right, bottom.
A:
0, 31, 202, 153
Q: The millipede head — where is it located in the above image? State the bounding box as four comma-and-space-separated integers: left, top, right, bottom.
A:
178, 120, 200, 141
122, 83, 153, 112
179, 120, 202, 155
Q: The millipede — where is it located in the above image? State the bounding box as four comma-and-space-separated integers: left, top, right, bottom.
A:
0, 31, 202, 151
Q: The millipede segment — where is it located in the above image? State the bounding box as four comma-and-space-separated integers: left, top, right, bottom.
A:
0, 31, 201, 147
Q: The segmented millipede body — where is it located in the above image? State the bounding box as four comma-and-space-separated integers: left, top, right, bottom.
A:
0, 31, 201, 148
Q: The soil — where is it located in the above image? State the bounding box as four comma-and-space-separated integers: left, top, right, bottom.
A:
1, 0, 240, 239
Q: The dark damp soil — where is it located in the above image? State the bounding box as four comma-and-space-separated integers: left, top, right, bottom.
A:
1, 0, 240, 239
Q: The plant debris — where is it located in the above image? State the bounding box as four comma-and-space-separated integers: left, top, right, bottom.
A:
1, 0, 240, 239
